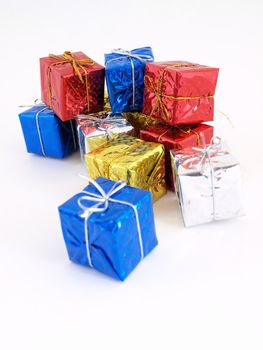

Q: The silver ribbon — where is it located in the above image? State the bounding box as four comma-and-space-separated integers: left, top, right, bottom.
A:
19, 100, 77, 156
77, 177, 144, 268
181, 137, 228, 220
107, 48, 154, 109
76, 113, 130, 158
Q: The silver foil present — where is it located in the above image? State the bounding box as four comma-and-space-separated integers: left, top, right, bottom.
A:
170, 137, 244, 227
76, 112, 134, 160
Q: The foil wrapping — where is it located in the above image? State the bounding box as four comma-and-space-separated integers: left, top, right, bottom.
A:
76, 112, 134, 159
123, 111, 163, 137
142, 61, 219, 126
170, 140, 244, 227
105, 47, 154, 113
140, 124, 213, 190
19, 104, 78, 158
40, 52, 105, 121
58, 177, 158, 281
85, 135, 167, 201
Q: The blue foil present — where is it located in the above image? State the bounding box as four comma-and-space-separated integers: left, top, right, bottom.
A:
19, 103, 78, 158
58, 177, 158, 281
105, 47, 154, 113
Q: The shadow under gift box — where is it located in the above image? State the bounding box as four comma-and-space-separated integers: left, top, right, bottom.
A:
140, 123, 213, 191
58, 177, 158, 281
85, 134, 167, 202
105, 47, 154, 113
40, 51, 105, 121
170, 140, 244, 227
142, 61, 219, 126
76, 112, 134, 160
18, 105, 78, 158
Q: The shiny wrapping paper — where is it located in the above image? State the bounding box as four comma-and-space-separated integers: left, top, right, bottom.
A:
104, 92, 111, 112
76, 112, 134, 159
40, 52, 105, 121
170, 140, 244, 227
142, 61, 219, 126
58, 177, 158, 281
105, 47, 154, 113
140, 124, 213, 190
19, 104, 78, 158
85, 135, 167, 201
123, 111, 163, 137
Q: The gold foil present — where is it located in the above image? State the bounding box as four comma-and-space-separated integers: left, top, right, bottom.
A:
123, 111, 163, 137
85, 134, 167, 201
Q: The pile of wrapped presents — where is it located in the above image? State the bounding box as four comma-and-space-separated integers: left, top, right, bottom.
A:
18, 47, 244, 281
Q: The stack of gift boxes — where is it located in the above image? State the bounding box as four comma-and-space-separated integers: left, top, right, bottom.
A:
18, 47, 244, 281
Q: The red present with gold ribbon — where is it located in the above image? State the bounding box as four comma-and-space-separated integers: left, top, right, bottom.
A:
40, 51, 105, 121
140, 123, 213, 190
142, 61, 219, 126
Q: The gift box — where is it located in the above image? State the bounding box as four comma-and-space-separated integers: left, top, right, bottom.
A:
170, 138, 244, 227
40, 51, 105, 121
142, 61, 219, 126
85, 134, 167, 201
140, 124, 213, 190
123, 111, 163, 137
76, 112, 134, 159
105, 47, 154, 113
18, 103, 78, 158
58, 177, 158, 281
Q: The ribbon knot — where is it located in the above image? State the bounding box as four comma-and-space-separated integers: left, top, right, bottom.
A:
107, 48, 153, 110
110, 48, 154, 63
182, 136, 225, 169
144, 63, 214, 121
76, 114, 131, 158
47, 51, 94, 111
77, 177, 144, 268
174, 136, 228, 221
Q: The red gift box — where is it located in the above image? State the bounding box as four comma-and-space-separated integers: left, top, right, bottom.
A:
142, 61, 219, 126
40, 51, 105, 121
140, 123, 214, 190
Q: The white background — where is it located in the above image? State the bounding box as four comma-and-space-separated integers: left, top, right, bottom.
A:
1, 0, 263, 349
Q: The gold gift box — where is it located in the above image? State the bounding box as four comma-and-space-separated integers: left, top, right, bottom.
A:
123, 111, 163, 137
85, 134, 167, 201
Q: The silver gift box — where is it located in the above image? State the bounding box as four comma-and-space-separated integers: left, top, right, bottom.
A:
170, 138, 244, 227
76, 112, 134, 160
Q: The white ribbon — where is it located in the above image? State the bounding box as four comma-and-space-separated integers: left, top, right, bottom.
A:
77, 177, 144, 268
107, 48, 153, 109
19, 100, 77, 156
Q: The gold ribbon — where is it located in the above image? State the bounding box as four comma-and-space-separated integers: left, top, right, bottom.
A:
47, 51, 94, 111
144, 63, 214, 122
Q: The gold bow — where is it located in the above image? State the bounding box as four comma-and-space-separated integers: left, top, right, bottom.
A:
47, 51, 94, 111
144, 63, 214, 122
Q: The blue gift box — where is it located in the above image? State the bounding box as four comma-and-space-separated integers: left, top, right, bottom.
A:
105, 47, 154, 113
58, 177, 158, 281
19, 104, 78, 158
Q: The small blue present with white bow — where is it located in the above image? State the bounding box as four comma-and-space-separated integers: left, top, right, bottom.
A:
105, 47, 154, 113
18, 101, 78, 158
58, 177, 158, 281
